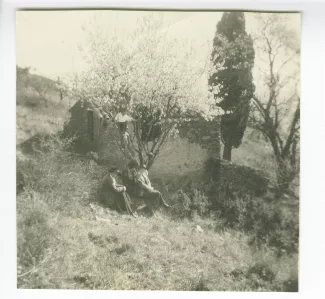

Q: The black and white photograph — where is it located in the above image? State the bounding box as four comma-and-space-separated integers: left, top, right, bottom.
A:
15, 8, 300, 292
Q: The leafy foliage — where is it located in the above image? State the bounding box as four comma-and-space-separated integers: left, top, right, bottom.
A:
203, 158, 298, 255
170, 187, 211, 219
209, 12, 255, 159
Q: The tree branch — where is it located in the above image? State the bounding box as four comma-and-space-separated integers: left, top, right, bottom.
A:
282, 99, 300, 158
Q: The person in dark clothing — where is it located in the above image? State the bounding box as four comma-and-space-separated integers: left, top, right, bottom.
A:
140, 108, 163, 143
150, 108, 163, 142
121, 159, 139, 196
100, 167, 137, 217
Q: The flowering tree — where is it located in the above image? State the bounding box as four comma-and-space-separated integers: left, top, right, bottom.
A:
67, 15, 219, 169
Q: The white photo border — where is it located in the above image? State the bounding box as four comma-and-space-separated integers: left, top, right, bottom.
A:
1, 0, 325, 298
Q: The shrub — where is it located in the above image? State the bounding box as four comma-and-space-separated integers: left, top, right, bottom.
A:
191, 189, 211, 216
17, 90, 46, 108
282, 278, 298, 292
170, 185, 211, 219
170, 190, 192, 219
248, 206, 299, 256
204, 158, 270, 199
246, 262, 276, 283
17, 193, 56, 269
189, 275, 210, 291
203, 158, 298, 255
210, 190, 298, 255
17, 133, 106, 218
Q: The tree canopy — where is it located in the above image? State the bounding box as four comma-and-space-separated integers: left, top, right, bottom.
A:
209, 12, 255, 160
67, 15, 220, 168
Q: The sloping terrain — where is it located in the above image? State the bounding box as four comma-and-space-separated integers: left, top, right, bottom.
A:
17, 196, 298, 291
16, 71, 298, 291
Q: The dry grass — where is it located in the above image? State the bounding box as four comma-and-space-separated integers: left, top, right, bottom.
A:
230, 128, 277, 181
16, 79, 72, 145
17, 192, 298, 291
16, 87, 298, 291
16, 141, 298, 291
16, 102, 70, 144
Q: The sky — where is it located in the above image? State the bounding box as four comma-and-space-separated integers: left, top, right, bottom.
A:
16, 10, 301, 97
16, 10, 222, 79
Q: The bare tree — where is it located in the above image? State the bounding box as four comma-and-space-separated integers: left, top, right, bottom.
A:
249, 14, 300, 197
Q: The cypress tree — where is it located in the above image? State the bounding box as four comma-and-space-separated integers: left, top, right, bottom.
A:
209, 12, 255, 160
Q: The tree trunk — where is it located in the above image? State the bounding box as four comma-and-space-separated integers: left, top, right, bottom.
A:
223, 143, 232, 161
274, 156, 295, 199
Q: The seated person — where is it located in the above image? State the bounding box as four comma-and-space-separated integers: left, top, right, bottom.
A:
100, 167, 137, 217
121, 159, 139, 196
135, 164, 171, 215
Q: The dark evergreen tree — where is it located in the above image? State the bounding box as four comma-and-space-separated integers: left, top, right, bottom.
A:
209, 12, 255, 160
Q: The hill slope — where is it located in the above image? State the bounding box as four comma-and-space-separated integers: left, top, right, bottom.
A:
16, 134, 298, 291
16, 66, 71, 144
16, 71, 298, 292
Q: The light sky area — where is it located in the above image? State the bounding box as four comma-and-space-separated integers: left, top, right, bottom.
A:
16, 10, 300, 97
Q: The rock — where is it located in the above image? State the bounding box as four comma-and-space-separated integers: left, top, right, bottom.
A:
196, 225, 204, 233
137, 204, 146, 211
95, 216, 111, 223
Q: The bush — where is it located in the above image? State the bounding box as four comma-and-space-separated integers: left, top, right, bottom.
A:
170, 185, 211, 219
17, 89, 46, 108
17, 133, 106, 218
189, 275, 211, 291
170, 190, 192, 218
16, 133, 108, 281
204, 158, 269, 198
203, 158, 298, 255
248, 204, 299, 256
17, 193, 56, 268
208, 189, 298, 255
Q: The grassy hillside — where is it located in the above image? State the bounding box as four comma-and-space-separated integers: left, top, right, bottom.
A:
16, 138, 298, 291
17, 199, 298, 291
16, 71, 298, 291
232, 128, 276, 173
16, 67, 72, 144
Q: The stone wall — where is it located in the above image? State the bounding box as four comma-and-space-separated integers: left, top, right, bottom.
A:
65, 101, 221, 180
149, 138, 210, 179
97, 118, 221, 180
178, 117, 221, 159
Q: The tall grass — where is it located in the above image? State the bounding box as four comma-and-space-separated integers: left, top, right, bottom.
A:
16, 134, 298, 291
